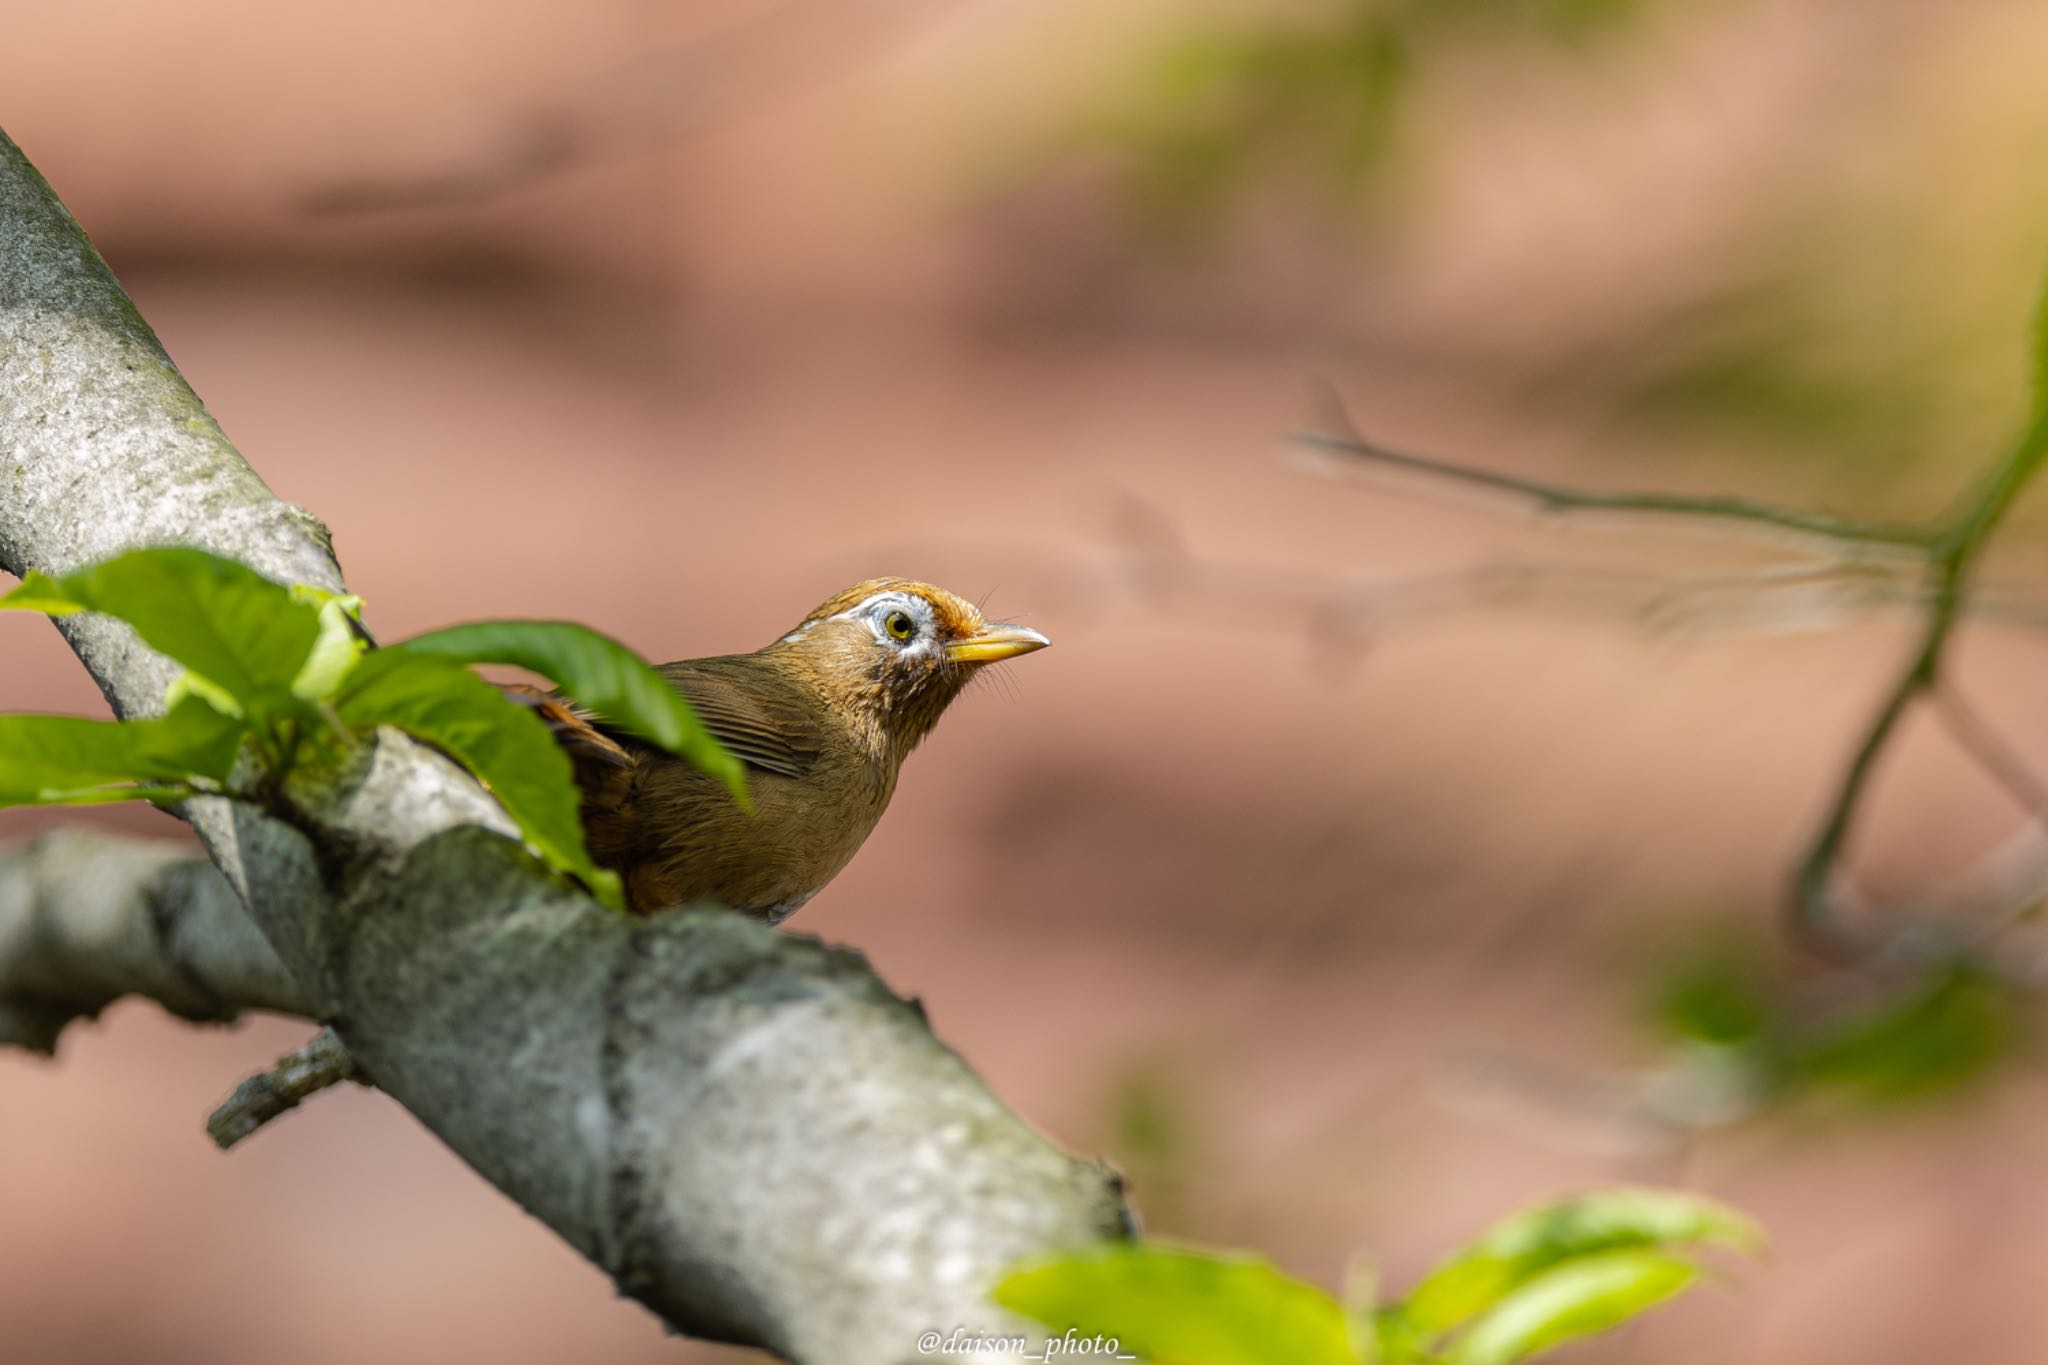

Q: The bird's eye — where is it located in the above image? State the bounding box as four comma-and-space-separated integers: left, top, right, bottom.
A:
884, 610, 916, 641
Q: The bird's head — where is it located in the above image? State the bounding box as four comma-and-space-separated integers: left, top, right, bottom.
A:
767, 577, 1049, 759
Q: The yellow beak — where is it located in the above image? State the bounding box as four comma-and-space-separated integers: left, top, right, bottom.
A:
946, 623, 1051, 664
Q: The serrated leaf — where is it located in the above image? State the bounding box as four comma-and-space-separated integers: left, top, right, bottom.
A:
0, 698, 248, 808
335, 649, 623, 909
2, 549, 323, 720
994, 1243, 1358, 1365
389, 619, 750, 809
1445, 1250, 1698, 1365
1404, 1188, 1760, 1335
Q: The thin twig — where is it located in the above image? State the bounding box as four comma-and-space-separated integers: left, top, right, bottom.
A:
1295, 428, 1935, 552
1933, 682, 2048, 830
1633, 559, 1916, 633
207, 1026, 365, 1149
1306, 385, 2048, 970
1789, 406, 2048, 959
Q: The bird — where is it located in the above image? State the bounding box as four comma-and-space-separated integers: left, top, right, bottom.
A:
516, 578, 1048, 920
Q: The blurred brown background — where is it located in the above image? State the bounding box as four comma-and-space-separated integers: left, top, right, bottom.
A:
6, 1, 2048, 1361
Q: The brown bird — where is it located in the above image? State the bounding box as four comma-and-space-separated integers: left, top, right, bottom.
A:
521, 578, 1048, 919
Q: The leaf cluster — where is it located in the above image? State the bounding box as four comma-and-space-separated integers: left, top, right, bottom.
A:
994, 1186, 1760, 1365
0, 548, 746, 909
1654, 937, 2028, 1110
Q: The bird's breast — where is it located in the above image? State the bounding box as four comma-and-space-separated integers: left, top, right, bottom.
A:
612, 746, 896, 918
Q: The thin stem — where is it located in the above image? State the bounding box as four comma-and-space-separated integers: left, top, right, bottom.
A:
1295, 429, 1937, 552
207, 1026, 364, 1148
1303, 385, 2048, 971
1934, 683, 2048, 829
1789, 405, 2048, 957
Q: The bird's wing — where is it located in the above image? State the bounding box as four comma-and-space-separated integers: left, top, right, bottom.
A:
498, 681, 642, 861
499, 681, 634, 771
515, 657, 823, 781
650, 657, 823, 780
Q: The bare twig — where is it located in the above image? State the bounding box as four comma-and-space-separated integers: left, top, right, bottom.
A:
1305, 385, 2048, 971
1789, 406, 2048, 959
1933, 682, 2048, 831
207, 1026, 364, 1148
1295, 427, 1934, 553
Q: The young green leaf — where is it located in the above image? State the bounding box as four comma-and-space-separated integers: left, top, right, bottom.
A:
1445, 1249, 1699, 1365
1370, 1307, 1431, 1365
335, 649, 623, 909
289, 586, 369, 701
2, 548, 323, 718
0, 698, 248, 807
994, 1243, 1358, 1365
387, 620, 750, 809
1403, 1188, 1760, 1335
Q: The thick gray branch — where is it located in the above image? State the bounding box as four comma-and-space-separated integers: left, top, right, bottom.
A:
0, 128, 1129, 1362
0, 829, 306, 1051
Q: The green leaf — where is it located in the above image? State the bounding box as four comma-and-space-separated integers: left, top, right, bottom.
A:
163, 668, 247, 720
2, 549, 323, 719
335, 649, 623, 909
1404, 1188, 1760, 1336
2031, 263, 2048, 418
1369, 1308, 1430, 1365
994, 1243, 1358, 1365
1790, 967, 2023, 1103
388, 620, 750, 809
1445, 1250, 1698, 1365
1652, 936, 1775, 1047
0, 699, 248, 808
289, 586, 368, 701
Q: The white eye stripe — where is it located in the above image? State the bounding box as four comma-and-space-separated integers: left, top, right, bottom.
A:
780, 592, 933, 644
862, 591, 927, 617
858, 594, 932, 634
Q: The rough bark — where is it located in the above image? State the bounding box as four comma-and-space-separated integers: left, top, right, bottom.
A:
0, 829, 305, 1051
0, 128, 1130, 1363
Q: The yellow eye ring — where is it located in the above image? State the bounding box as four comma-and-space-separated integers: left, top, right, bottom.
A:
884, 610, 916, 641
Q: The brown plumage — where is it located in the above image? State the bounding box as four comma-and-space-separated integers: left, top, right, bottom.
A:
523, 578, 1048, 920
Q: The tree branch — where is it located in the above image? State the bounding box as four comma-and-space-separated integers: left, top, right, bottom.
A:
1294, 426, 1935, 553
0, 829, 306, 1052
206, 1024, 364, 1147
1304, 387, 2048, 971
1788, 406, 2048, 960
0, 127, 1129, 1363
